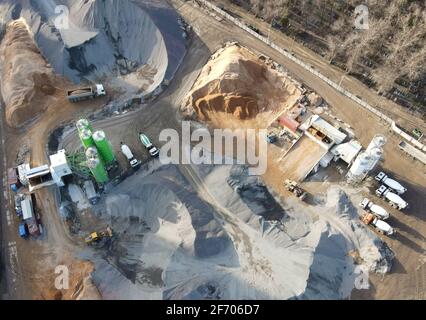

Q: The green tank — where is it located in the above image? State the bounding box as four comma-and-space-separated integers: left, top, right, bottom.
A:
80, 128, 95, 149
93, 130, 116, 164
76, 119, 92, 133
87, 157, 109, 184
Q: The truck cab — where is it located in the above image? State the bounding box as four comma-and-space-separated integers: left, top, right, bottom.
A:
95, 84, 106, 96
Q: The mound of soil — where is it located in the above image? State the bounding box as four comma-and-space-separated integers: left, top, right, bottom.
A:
0, 20, 55, 128
182, 44, 302, 126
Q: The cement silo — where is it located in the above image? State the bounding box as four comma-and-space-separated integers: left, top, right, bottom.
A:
87, 157, 109, 184
367, 147, 383, 171
93, 130, 116, 164
366, 134, 386, 153
76, 119, 93, 133
85, 146, 99, 159
80, 128, 95, 149
346, 151, 371, 183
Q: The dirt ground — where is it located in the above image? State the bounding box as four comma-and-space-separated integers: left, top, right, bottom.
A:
1, 0, 425, 300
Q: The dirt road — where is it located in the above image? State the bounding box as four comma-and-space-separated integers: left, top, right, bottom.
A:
1, 0, 425, 299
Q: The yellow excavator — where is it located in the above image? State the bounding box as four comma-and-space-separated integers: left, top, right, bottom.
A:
85, 226, 113, 245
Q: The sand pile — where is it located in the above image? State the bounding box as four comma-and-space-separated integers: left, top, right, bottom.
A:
83, 164, 392, 299
0, 0, 185, 96
37, 260, 101, 300
0, 19, 56, 128
182, 44, 302, 127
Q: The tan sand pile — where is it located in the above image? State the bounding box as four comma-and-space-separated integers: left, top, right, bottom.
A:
37, 260, 101, 300
0, 19, 56, 128
182, 43, 302, 128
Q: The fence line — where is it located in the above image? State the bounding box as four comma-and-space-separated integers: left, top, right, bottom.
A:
197, 0, 426, 159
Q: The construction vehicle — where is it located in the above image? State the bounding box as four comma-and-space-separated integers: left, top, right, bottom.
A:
360, 198, 389, 220
375, 171, 406, 194
361, 213, 394, 236
8, 167, 21, 192
139, 133, 160, 157
284, 179, 307, 201
21, 194, 41, 236
67, 84, 106, 103
85, 227, 113, 245
376, 185, 408, 210
83, 180, 100, 205
120, 142, 141, 169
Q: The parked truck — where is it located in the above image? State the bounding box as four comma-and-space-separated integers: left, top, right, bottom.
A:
120, 143, 141, 169
66, 84, 106, 103
139, 133, 160, 157
376, 185, 408, 210
360, 198, 389, 220
361, 213, 394, 236
21, 194, 41, 237
83, 180, 100, 205
375, 171, 407, 194
284, 179, 307, 201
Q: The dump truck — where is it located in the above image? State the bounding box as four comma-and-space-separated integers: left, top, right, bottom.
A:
67, 84, 106, 103
21, 194, 41, 237
375, 171, 406, 195
361, 213, 394, 236
14, 194, 24, 217
360, 198, 389, 220
139, 133, 160, 157
120, 143, 141, 169
85, 227, 113, 245
376, 185, 408, 210
284, 179, 307, 201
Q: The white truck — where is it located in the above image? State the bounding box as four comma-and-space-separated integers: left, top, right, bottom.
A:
375, 171, 407, 194
376, 185, 408, 210
139, 133, 160, 157
67, 84, 106, 103
120, 143, 141, 169
360, 198, 389, 220
362, 213, 395, 236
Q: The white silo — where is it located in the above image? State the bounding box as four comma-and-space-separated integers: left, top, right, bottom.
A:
346, 151, 372, 183
367, 147, 383, 170
366, 134, 386, 153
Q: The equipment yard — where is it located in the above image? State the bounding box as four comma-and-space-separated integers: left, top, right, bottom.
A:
0, 0, 425, 301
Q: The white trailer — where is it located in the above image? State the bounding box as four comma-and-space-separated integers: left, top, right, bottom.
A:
375, 171, 407, 194
376, 185, 408, 210
120, 143, 141, 169
360, 198, 389, 220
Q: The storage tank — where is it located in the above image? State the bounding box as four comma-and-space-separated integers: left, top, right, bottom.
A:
367, 147, 383, 170
366, 134, 386, 153
85, 147, 99, 159
76, 119, 92, 133
347, 151, 371, 182
87, 157, 109, 184
93, 130, 116, 164
79, 129, 95, 149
